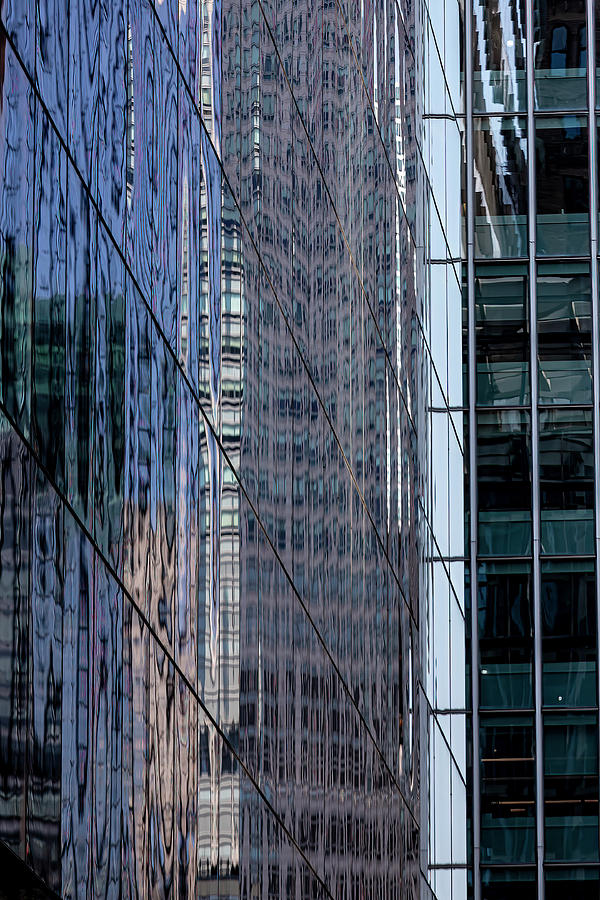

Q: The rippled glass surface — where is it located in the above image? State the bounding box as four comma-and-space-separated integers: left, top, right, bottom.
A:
0, 0, 465, 894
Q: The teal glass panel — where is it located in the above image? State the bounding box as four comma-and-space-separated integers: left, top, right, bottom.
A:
481, 868, 537, 900
546, 868, 599, 899
537, 263, 592, 405
544, 714, 599, 862
534, 0, 587, 110
541, 560, 597, 707
476, 265, 529, 406
473, 0, 527, 113
474, 118, 527, 258
478, 561, 533, 709
481, 716, 536, 864
478, 410, 531, 555
539, 408, 594, 555
536, 117, 589, 257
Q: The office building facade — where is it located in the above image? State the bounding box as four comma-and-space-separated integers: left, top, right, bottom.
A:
466, 0, 600, 897
0, 0, 464, 897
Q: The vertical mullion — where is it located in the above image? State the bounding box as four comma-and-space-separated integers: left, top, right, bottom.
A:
585, 0, 600, 857
464, 2, 479, 899
524, 0, 544, 894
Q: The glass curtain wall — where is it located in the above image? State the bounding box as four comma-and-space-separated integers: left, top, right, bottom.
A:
468, 0, 600, 897
0, 0, 466, 897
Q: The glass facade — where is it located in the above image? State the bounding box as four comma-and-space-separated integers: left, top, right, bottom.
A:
0, 0, 465, 898
468, 0, 600, 896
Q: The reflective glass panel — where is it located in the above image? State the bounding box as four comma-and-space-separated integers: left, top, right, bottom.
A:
477, 410, 531, 555
541, 560, 597, 707
539, 408, 594, 555
534, 0, 587, 109
537, 263, 592, 404
473, 0, 527, 113
544, 714, 599, 861
536, 116, 589, 257
480, 716, 536, 863
478, 561, 533, 709
481, 868, 537, 900
474, 117, 528, 258
476, 265, 529, 405
546, 868, 600, 899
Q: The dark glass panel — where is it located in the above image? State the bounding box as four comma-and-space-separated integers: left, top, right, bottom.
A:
474, 117, 528, 258
541, 560, 597, 707
537, 263, 592, 404
26, 467, 62, 891
0, 420, 30, 858
0, 45, 34, 438
65, 167, 96, 528
477, 410, 531, 555
481, 867, 537, 900
534, 0, 587, 109
95, 225, 125, 571
539, 408, 594, 555
478, 561, 533, 709
32, 109, 66, 489
546, 868, 600, 899
476, 265, 529, 405
536, 116, 589, 256
544, 713, 599, 861
480, 716, 536, 863
472, 0, 527, 113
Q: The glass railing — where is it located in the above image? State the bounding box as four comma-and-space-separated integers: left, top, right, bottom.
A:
537, 213, 589, 257
476, 215, 528, 259
480, 663, 533, 709
534, 68, 588, 111
542, 661, 597, 707
479, 510, 531, 556
540, 510, 594, 555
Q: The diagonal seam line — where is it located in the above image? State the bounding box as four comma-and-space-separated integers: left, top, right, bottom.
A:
142, 9, 424, 638
1, 15, 421, 834
0, 395, 334, 899
151, 0, 465, 644
333, 0, 462, 285
253, 0, 464, 480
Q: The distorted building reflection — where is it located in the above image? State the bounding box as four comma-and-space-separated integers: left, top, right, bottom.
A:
0, 0, 465, 897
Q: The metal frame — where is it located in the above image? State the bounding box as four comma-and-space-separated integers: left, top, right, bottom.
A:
469, 2, 600, 897
464, 3, 480, 899
524, 0, 545, 893
468, 0, 600, 895
586, 0, 600, 865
